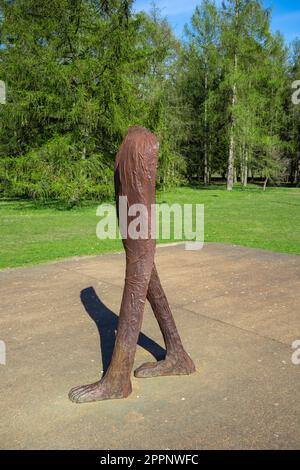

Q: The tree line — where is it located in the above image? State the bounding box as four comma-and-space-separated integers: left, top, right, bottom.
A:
0, 0, 299, 203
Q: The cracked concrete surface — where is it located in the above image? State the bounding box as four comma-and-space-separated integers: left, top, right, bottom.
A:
0, 243, 299, 449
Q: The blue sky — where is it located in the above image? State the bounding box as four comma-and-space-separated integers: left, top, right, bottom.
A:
134, 0, 300, 45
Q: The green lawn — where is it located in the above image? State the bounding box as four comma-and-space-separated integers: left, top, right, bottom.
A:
1, 185, 299, 269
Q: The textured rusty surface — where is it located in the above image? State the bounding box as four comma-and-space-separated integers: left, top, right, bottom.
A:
69, 126, 195, 403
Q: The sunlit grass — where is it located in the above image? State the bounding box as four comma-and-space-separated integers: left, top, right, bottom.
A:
0, 184, 299, 269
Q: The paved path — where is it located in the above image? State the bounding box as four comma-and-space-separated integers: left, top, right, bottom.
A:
0, 243, 299, 449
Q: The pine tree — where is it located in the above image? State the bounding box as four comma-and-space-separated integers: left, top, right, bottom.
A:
0, 0, 180, 201
180, 0, 220, 185
286, 39, 300, 185
220, 0, 274, 190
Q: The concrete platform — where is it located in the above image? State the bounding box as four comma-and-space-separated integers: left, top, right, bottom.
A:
0, 243, 299, 449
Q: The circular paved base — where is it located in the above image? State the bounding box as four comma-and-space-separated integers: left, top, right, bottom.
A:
0, 243, 299, 449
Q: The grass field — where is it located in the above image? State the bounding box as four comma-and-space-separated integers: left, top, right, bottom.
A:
0, 184, 299, 269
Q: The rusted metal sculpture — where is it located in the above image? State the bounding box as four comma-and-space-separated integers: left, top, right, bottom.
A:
69, 126, 195, 403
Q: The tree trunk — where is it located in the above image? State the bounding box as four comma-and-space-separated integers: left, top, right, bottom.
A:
204, 67, 209, 186
294, 153, 300, 185
263, 176, 268, 191
81, 127, 88, 160
227, 53, 238, 191
243, 150, 248, 187
240, 144, 244, 185
227, 129, 235, 191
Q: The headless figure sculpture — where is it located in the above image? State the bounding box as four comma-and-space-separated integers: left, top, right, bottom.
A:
69, 126, 195, 403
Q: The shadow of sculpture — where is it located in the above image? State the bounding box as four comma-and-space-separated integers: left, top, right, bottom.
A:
80, 287, 166, 375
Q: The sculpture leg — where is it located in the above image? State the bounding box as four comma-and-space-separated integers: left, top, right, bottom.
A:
68, 126, 195, 403
69, 126, 157, 403
69, 238, 155, 403
134, 263, 196, 378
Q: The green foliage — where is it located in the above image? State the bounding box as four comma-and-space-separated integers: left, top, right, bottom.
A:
0, 0, 300, 202
179, 0, 298, 189
0, 135, 114, 203
0, 0, 182, 203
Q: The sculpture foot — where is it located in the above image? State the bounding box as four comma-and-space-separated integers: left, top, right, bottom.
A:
134, 351, 196, 378
68, 379, 132, 403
